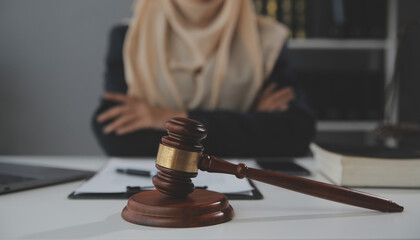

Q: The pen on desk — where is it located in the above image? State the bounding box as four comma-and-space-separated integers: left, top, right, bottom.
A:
116, 168, 159, 177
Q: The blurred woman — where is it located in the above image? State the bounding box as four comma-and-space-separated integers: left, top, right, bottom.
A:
92, 0, 315, 157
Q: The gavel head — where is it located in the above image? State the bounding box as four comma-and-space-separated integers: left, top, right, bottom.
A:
152, 117, 207, 198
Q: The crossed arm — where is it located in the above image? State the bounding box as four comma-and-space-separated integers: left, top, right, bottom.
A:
97, 84, 295, 135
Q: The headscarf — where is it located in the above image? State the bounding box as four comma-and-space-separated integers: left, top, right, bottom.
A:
123, 0, 288, 111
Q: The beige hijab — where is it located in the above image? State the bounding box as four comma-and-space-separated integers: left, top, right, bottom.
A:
123, 0, 288, 112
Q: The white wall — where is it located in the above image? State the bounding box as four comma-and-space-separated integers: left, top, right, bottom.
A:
0, 0, 133, 155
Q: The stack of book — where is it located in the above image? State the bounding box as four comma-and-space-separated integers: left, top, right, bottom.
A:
311, 143, 420, 188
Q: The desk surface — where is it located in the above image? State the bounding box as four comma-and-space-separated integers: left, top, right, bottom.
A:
0, 156, 419, 240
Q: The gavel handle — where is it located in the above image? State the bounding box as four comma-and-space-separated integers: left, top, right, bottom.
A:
199, 154, 403, 213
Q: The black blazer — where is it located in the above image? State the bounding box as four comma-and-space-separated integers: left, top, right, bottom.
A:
92, 25, 315, 157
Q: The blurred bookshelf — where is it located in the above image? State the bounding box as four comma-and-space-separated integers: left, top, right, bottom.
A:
288, 39, 387, 50
254, 0, 398, 133
316, 121, 379, 132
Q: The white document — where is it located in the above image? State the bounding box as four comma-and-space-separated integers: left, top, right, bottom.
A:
74, 158, 255, 195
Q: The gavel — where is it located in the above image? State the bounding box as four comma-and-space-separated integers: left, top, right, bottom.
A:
122, 117, 403, 228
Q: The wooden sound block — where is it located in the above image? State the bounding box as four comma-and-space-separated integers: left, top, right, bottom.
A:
121, 189, 234, 228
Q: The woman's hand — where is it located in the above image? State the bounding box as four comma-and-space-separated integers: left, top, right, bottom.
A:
97, 93, 187, 135
255, 84, 295, 112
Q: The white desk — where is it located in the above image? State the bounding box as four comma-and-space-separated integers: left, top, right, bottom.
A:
1, 156, 419, 240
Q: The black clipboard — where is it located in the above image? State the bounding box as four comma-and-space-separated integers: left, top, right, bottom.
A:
68, 179, 263, 200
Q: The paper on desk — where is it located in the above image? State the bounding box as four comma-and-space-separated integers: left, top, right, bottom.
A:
74, 158, 254, 195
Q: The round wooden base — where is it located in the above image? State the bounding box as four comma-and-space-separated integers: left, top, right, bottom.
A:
121, 189, 234, 228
